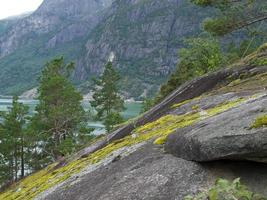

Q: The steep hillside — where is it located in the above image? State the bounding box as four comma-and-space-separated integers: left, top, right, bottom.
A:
1, 44, 267, 200
0, 0, 208, 97
0, 0, 113, 58
0, 0, 112, 94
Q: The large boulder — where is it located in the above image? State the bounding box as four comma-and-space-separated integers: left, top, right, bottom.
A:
165, 94, 267, 163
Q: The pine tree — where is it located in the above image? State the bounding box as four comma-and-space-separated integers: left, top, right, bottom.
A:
0, 96, 29, 185
90, 61, 125, 132
31, 57, 91, 162
191, 0, 267, 36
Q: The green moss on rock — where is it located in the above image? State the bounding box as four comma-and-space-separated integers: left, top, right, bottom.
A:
251, 115, 267, 129
242, 43, 267, 67
210, 72, 267, 95
171, 99, 192, 109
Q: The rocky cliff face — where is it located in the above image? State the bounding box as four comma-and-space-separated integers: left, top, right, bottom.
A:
0, 0, 112, 57
1, 44, 267, 200
77, 0, 209, 97
0, 0, 208, 97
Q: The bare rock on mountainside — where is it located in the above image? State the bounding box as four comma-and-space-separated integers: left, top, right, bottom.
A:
165, 93, 267, 163
37, 144, 267, 200
1, 47, 267, 199
20, 87, 38, 99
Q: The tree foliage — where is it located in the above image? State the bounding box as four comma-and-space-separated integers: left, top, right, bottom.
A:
156, 37, 225, 102
31, 57, 92, 162
0, 58, 94, 186
191, 0, 267, 36
0, 96, 29, 185
90, 61, 125, 132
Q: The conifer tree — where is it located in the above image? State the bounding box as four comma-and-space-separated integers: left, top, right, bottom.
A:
0, 96, 29, 184
90, 61, 125, 132
31, 57, 91, 162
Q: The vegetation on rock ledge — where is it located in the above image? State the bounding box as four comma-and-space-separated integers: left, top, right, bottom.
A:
185, 178, 266, 200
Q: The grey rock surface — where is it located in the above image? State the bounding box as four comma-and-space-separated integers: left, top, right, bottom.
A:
169, 92, 238, 115
165, 94, 267, 163
38, 143, 267, 200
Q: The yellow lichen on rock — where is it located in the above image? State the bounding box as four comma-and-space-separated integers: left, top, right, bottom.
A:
251, 115, 267, 129
153, 136, 167, 145
171, 99, 192, 109
171, 96, 202, 109
206, 98, 244, 117
191, 105, 199, 111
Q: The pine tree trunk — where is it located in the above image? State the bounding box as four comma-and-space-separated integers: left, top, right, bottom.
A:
21, 136, 25, 178
14, 147, 18, 181
53, 133, 62, 161
9, 158, 13, 182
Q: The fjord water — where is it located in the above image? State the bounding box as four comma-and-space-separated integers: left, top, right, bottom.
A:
0, 98, 142, 135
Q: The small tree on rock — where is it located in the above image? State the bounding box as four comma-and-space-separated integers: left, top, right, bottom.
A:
31, 57, 91, 162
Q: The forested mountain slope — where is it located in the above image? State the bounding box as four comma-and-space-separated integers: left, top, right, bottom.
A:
0, 0, 208, 97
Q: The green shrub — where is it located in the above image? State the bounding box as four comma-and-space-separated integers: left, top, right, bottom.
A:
155, 36, 225, 103
184, 178, 266, 200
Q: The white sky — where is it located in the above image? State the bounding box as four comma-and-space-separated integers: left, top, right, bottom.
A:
0, 0, 43, 20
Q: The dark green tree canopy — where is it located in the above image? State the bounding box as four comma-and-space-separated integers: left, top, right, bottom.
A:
0, 96, 29, 184
32, 57, 89, 160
